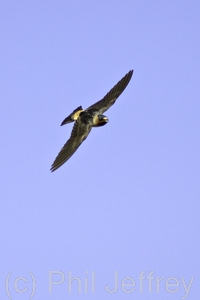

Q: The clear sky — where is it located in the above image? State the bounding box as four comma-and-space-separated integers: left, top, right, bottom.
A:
1, 1, 200, 299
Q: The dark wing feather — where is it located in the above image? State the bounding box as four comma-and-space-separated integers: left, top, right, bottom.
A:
50, 120, 92, 172
86, 70, 133, 114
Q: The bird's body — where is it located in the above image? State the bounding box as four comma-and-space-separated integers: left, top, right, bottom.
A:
51, 70, 133, 172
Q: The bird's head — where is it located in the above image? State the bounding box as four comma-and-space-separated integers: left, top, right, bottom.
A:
96, 114, 109, 126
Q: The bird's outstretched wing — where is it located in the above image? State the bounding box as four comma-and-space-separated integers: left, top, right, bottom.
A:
86, 70, 133, 114
50, 119, 92, 172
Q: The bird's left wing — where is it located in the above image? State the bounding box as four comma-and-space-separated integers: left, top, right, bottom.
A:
86, 70, 133, 114
50, 118, 92, 172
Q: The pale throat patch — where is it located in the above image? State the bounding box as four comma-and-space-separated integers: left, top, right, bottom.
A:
93, 114, 99, 125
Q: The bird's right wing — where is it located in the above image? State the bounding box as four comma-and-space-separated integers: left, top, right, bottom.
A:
50, 119, 92, 172
86, 70, 133, 114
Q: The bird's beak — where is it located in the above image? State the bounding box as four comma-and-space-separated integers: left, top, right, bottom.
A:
102, 116, 109, 122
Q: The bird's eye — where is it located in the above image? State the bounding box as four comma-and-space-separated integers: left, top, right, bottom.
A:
98, 115, 103, 120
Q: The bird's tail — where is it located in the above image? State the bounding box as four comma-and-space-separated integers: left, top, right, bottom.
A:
60, 106, 83, 126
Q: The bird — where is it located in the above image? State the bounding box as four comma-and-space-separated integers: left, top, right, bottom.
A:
50, 70, 134, 172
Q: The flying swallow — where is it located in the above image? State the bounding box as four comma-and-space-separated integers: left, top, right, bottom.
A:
50, 70, 133, 172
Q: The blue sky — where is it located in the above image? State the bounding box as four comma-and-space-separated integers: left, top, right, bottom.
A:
1, 1, 200, 299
